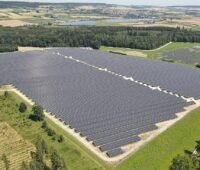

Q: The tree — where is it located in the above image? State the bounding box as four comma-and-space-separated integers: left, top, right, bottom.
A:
1, 154, 10, 170
19, 102, 27, 113
36, 138, 48, 158
51, 149, 66, 170
90, 40, 101, 49
30, 105, 44, 121
169, 155, 191, 170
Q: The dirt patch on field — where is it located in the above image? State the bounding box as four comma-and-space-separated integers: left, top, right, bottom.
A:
109, 49, 147, 58
18, 46, 44, 52
125, 51, 147, 57
0, 20, 33, 27
76, 6, 97, 10
120, 22, 181, 28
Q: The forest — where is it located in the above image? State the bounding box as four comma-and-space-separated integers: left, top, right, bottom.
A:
0, 26, 200, 52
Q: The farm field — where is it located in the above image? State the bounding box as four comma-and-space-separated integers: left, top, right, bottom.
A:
100, 42, 200, 65
0, 19, 33, 27
0, 2, 200, 29
116, 106, 200, 170
0, 122, 35, 170
0, 89, 105, 170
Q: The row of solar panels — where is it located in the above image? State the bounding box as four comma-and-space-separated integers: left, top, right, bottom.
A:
0, 49, 196, 157
54, 48, 200, 99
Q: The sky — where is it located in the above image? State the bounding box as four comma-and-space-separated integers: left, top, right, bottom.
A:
2, 0, 200, 6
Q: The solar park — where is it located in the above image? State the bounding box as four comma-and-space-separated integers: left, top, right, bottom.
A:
0, 48, 200, 159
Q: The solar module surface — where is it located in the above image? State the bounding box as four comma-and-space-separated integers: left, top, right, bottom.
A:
0, 48, 199, 157
53, 48, 200, 99
159, 48, 200, 64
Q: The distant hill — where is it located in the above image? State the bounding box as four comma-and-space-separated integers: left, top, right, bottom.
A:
171, 6, 200, 8
0, 1, 108, 9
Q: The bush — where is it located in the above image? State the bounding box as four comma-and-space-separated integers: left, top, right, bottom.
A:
19, 102, 27, 113
195, 63, 200, 68
41, 121, 47, 129
47, 128, 56, 136
30, 105, 44, 121
4, 91, 8, 98
58, 135, 64, 143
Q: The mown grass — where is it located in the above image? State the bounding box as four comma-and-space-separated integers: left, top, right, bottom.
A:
116, 107, 200, 170
0, 91, 105, 170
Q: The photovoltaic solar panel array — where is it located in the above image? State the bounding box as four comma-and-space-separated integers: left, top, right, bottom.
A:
0, 48, 199, 157
53, 48, 200, 99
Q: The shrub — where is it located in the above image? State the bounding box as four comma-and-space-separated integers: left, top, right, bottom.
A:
4, 91, 8, 98
58, 135, 64, 143
19, 102, 27, 113
47, 128, 56, 136
41, 121, 47, 129
195, 63, 200, 68
30, 105, 44, 121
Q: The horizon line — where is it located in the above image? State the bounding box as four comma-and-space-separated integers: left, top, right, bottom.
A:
0, 0, 200, 7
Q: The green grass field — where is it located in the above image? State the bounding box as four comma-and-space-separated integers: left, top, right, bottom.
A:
116, 107, 200, 170
0, 90, 106, 170
100, 42, 200, 60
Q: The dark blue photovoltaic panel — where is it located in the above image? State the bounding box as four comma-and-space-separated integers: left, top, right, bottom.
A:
0, 48, 197, 157
53, 48, 200, 99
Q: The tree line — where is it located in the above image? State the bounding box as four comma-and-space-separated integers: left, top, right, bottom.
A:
1, 26, 200, 52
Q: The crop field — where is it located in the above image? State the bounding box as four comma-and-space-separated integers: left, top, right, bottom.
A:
0, 122, 35, 170
159, 46, 200, 64
0, 48, 200, 160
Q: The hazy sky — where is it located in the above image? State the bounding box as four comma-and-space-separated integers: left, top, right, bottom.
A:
2, 0, 200, 6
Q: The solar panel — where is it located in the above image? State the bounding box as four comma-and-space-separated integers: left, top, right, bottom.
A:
106, 148, 124, 157
0, 48, 197, 157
